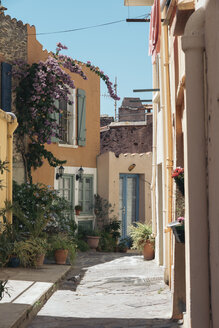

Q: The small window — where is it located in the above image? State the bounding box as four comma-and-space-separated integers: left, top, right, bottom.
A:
59, 98, 74, 145
78, 176, 93, 215
52, 89, 75, 145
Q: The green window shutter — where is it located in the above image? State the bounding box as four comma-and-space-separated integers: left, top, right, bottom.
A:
51, 99, 60, 143
1, 62, 12, 111
77, 89, 86, 146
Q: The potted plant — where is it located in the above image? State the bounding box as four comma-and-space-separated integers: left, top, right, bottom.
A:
50, 234, 76, 264
172, 167, 184, 196
118, 237, 129, 253
168, 217, 185, 243
75, 205, 82, 215
129, 223, 155, 260
86, 229, 101, 250
13, 237, 48, 268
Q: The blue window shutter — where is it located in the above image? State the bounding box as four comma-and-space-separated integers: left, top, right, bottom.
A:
51, 99, 60, 143
1, 62, 12, 112
77, 89, 86, 146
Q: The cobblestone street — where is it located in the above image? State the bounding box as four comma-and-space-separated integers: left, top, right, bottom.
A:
28, 252, 180, 328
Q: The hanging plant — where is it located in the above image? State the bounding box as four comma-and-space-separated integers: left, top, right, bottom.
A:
172, 167, 184, 196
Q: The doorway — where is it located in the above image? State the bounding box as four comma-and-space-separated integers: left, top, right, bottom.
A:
119, 174, 139, 238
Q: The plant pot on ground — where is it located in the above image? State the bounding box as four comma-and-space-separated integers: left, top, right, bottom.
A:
129, 222, 155, 261
13, 237, 48, 268
50, 233, 76, 265
86, 230, 100, 250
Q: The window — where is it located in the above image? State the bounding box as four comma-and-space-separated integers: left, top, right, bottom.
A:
78, 175, 93, 214
58, 175, 74, 220
77, 89, 86, 146
1, 62, 12, 112
52, 89, 75, 145
59, 98, 74, 144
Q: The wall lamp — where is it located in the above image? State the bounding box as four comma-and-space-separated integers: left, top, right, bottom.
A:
56, 165, 65, 180
76, 166, 84, 181
128, 163, 136, 172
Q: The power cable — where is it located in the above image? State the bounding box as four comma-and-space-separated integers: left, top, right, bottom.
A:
28, 14, 150, 36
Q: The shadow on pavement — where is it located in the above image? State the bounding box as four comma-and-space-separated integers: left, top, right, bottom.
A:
28, 315, 180, 328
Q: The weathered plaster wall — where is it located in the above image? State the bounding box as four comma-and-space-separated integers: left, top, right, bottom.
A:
97, 151, 152, 224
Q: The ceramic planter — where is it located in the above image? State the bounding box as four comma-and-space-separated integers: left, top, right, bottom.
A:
168, 221, 185, 243
8, 255, 20, 268
143, 240, 155, 260
36, 254, 45, 267
54, 249, 68, 264
87, 236, 100, 250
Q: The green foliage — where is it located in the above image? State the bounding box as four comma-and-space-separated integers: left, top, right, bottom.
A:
74, 205, 82, 211
118, 237, 132, 252
49, 233, 76, 264
94, 194, 114, 227
76, 239, 90, 252
103, 218, 121, 241
12, 181, 71, 237
13, 237, 48, 268
99, 232, 116, 252
0, 280, 9, 301
129, 223, 154, 251
0, 160, 9, 190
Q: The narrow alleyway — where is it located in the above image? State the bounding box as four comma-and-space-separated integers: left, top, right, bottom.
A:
28, 252, 180, 328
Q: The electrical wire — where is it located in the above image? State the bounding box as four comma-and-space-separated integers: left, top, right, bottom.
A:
28, 14, 150, 36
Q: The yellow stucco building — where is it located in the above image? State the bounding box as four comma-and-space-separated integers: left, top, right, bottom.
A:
0, 109, 17, 224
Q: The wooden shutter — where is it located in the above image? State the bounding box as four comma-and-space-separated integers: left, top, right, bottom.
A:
1, 62, 12, 111
77, 89, 86, 146
51, 99, 60, 143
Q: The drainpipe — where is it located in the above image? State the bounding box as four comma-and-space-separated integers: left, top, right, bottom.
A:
159, 26, 168, 281
163, 23, 174, 288
182, 7, 210, 328
6, 113, 18, 224
151, 63, 158, 237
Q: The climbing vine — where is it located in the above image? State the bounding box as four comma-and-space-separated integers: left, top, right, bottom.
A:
13, 43, 119, 183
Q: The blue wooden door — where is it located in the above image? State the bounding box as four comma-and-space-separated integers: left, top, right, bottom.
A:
119, 174, 139, 238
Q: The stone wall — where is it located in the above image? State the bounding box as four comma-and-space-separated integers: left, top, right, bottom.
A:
100, 122, 152, 157
0, 14, 27, 63
0, 14, 28, 182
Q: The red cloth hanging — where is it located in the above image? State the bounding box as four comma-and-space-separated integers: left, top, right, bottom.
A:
148, 0, 161, 63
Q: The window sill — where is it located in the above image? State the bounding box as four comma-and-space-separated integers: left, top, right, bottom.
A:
58, 143, 78, 149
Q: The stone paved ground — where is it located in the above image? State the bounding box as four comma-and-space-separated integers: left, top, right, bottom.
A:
28, 252, 181, 328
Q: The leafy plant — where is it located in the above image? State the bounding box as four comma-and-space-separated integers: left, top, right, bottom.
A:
0, 280, 9, 301
75, 205, 82, 211
94, 194, 114, 228
99, 232, 116, 252
14, 237, 48, 268
172, 167, 184, 196
49, 233, 76, 264
129, 223, 154, 251
76, 239, 90, 252
0, 160, 9, 190
12, 181, 71, 237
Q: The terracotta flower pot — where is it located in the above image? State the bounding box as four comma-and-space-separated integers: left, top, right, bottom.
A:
36, 254, 45, 267
143, 240, 155, 260
54, 249, 68, 264
87, 236, 100, 250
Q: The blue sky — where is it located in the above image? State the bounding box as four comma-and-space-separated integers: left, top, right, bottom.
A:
6, 0, 152, 118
